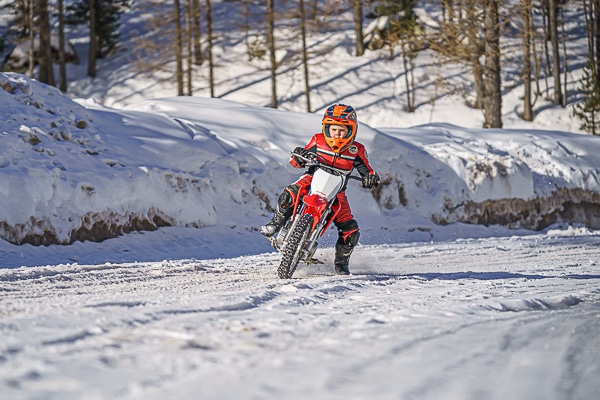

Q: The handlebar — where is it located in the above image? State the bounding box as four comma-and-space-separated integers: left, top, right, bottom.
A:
291, 152, 363, 182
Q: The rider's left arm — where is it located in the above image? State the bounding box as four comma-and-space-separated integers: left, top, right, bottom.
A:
353, 146, 380, 188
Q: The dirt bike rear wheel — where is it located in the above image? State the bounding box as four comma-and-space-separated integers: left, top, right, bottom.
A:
277, 214, 313, 279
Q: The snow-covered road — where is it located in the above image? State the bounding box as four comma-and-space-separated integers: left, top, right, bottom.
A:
1, 234, 599, 400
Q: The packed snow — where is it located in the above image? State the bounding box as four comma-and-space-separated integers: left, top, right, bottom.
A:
1, 1, 600, 399
2, 234, 600, 400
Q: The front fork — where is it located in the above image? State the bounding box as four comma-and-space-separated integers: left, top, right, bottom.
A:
272, 202, 332, 263
296, 203, 333, 262
303, 212, 328, 262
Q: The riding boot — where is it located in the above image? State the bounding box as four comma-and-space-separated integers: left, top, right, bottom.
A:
261, 189, 295, 238
334, 243, 354, 275
260, 207, 290, 237
333, 225, 359, 275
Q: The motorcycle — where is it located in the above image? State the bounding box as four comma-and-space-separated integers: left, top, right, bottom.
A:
268, 152, 362, 279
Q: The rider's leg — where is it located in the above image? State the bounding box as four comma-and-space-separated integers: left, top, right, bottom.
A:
333, 193, 360, 275
260, 175, 312, 237
260, 189, 294, 237
334, 220, 360, 275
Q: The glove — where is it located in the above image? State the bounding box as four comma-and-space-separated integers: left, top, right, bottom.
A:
362, 172, 380, 189
292, 147, 310, 167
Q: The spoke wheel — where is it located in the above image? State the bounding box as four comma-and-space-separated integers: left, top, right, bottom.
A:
277, 214, 313, 279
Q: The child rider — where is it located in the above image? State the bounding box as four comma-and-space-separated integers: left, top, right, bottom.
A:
260, 103, 380, 275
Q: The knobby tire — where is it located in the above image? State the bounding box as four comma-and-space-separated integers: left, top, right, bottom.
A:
277, 214, 313, 279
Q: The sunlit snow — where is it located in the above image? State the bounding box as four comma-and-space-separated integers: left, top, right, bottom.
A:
1, 1, 599, 399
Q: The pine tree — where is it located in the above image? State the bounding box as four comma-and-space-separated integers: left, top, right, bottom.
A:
66, 0, 131, 57
573, 58, 600, 135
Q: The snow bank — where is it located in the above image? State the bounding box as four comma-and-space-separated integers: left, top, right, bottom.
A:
1, 72, 600, 246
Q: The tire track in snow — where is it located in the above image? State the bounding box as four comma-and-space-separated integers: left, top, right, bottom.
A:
1, 235, 600, 399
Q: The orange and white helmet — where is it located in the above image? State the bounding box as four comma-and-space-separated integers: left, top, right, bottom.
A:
322, 103, 358, 153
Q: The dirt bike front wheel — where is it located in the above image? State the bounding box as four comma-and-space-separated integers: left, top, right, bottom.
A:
277, 213, 313, 279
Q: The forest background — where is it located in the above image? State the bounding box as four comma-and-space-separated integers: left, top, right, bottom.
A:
1, 0, 600, 135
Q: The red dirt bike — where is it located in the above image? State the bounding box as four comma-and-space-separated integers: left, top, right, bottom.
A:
268, 153, 362, 279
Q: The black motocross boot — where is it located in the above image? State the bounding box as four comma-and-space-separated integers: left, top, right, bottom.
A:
260, 207, 289, 237
334, 228, 360, 275
334, 219, 360, 275
334, 243, 353, 275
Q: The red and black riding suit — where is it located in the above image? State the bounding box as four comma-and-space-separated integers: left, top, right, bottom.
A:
277, 133, 377, 248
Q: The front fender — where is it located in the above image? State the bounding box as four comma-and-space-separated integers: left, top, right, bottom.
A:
302, 194, 328, 229
303, 193, 328, 212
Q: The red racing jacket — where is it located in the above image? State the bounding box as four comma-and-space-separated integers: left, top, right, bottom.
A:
289, 133, 376, 177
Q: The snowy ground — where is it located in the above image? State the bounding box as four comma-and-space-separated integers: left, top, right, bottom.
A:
2, 232, 600, 400
2, 1, 600, 399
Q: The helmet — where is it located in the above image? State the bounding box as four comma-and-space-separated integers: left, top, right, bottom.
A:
322, 103, 358, 153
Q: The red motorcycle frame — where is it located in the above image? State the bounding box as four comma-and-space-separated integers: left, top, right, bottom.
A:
269, 154, 361, 279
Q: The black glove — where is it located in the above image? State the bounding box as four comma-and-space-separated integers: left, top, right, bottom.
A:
362, 172, 380, 189
292, 147, 310, 167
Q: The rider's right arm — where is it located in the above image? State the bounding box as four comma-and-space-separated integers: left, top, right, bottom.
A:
289, 154, 304, 168
289, 134, 319, 168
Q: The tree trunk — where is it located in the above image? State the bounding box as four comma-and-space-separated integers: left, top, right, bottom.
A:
353, 0, 365, 56
267, 0, 277, 108
28, 0, 34, 78
402, 49, 412, 112
299, 0, 311, 112
38, 0, 55, 85
243, 0, 250, 56
560, 3, 567, 108
521, 0, 533, 121
186, 0, 193, 95
584, 0, 594, 70
540, 2, 550, 93
548, 0, 563, 105
482, 0, 502, 128
530, 0, 542, 97
466, 0, 483, 109
409, 48, 416, 112
58, 0, 67, 92
191, 0, 203, 65
88, 0, 97, 77
174, 0, 184, 95
401, 40, 414, 112
594, 0, 600, 81
205, 0, 215, 97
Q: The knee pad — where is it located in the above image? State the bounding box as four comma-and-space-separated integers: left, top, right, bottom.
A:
337, 219, 360, 246
278, 189, 294, 210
